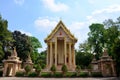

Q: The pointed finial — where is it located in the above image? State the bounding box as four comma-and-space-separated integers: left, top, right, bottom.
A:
60, 17, 62, 21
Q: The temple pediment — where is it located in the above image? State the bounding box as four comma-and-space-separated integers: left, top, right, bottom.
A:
45, 20, 77, 43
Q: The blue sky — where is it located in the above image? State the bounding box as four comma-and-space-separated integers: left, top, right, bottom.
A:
0, 0, 120, 52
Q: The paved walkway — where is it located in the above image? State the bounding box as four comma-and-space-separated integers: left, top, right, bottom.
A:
0, 77, 119, 80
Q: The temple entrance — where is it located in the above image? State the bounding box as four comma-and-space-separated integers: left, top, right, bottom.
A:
57, 38, 64, 65
6, 64, 13, 76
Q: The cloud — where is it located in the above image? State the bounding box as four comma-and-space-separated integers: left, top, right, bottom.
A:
34, 17, 58, 32
34, 17, 89, 50
92, 4, 120, 15
86, 4, 120, 23
14, 0, 24, 5
42, 0, 69, 12
19, 30, 32, 36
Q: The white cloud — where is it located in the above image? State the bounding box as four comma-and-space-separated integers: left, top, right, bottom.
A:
20, 30, 32, 36
92, 4, 120, 15
14, 0, 24, 5
34, 17, 58, 32
34, 17, 89, 50
86, 4, 120, 23
68, 21, 89, 49
42, 0, 69, 12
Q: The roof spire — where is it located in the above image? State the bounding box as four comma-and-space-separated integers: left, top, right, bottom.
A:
60, 17, 62, 21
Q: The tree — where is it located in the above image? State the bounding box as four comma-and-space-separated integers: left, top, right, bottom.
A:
12, 31, 32, 62
112, 39, 120, 77
88, 23, 105, 60
36, 50, 46, 69
76, 51, 93, 69
0, 15, 13, 61
29, 36, 42, 63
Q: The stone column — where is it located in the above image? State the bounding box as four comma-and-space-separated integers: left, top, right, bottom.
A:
46, 44, 49, 67
50, 42, 53, 67
64, 37, 67, 65
73, 44, 76, 66
3, 63, 7, 77
111, 61, 115, 76
69, 43, 71, 66
55, 37, 57, 66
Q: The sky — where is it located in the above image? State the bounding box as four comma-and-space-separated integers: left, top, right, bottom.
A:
0, 0, 120, 52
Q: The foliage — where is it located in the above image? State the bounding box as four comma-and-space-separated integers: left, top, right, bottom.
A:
88, 23, 105, 60
41, 72, 51, 77
15, 71, 25, 77
50, 64, 56, 75
53, 72, 62, 77
80, 72, 89, 77
87, 17, 120, 76
35, 50, 46, 69
112, 39, 120, 77
91, 72, 103, 77
0, 15, 14, 61
24, 65, 31, 75
35, 65, 41, 76
61, 64, 68, 76
75, 65, 81, 76
76, 51, 93, 69
28, 72, 37, 77
29, 36, 42, 63
12, 31, 32, 62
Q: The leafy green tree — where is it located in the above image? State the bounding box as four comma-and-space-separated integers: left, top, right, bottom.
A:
88, 23, 105, 60
29, 36, 42, 63
36, 50, 46, 69
112, 39, 120, 77
12, 31, 32, 62
0, 15, 13, 61
76, 51, 93, 69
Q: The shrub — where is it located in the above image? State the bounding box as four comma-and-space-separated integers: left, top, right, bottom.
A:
54, 72, 62, 77
41, 72, 51, 77
91, 72, 103, 77
35, 65, 41, 76
15, 71, 24, 77
80, 72, 89, 77
28, 72, 37, 77
50, 65, 56, 75
61, 64, 68, 76
66, 72, 76, 77
41, 64, 46, 69
75, 65, 81, 76
0, 70, 3, 77
24, 65, 31, 75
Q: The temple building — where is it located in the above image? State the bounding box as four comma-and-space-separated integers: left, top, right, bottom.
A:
44, 20, 77, 71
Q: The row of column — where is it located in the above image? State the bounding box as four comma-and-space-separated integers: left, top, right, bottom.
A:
46, 37, 76, 68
